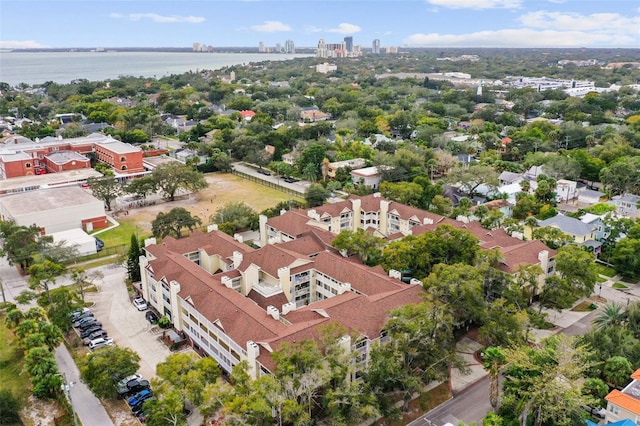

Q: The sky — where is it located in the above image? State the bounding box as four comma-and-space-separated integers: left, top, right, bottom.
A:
1, 0, 639, 50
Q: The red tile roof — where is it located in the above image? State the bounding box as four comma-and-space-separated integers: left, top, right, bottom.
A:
606, 389, 640, 415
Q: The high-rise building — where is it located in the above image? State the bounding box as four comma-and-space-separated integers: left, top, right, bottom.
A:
344, 36, 353, 53
259, 41, 265, 53
372, 39, 380, 54
192, 43, 201, 52
284, 39, 295, 54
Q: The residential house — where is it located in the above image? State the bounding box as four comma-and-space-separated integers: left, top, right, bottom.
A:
498, 171, 523, 186
613, 194, 640, 218
604, 368, 640, 424
326, 158, 366, 178
470, 199, 513, 220
577, 188, 605, 206
556, 179, 578, 203
530, 214, 600, 253
350, 166, 384, 189
300, 108, 331, 123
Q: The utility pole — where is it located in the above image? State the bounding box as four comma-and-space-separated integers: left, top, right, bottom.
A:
0, 277, 5, 304
60, 373, 79, 426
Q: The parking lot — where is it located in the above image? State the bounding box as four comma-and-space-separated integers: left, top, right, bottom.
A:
84, 264, 171, 380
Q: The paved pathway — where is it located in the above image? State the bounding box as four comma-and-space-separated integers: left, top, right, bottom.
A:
55, 344, 114, 426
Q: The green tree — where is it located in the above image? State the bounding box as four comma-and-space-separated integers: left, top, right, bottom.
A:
0, 221, 52, 271
70, 267, 103, 303
331, 228, 384, 266
0, 389, 21, 424
603, 356, 633, 388
431, 194, 453, 216
152, 207, 202, 239
125, 175, 158, 199
446, 164, 499, 197
143, 388, 186, 426
501, 335, 596, 426
152, 162, 208, 202
127, 233, 142, 282
581, 378, 609, 408
483, 347, 506, 412
379, 181, 423, 207
156, 352, 220, 408
80, 345, 141, 399
211, 202, 259, 235
87, 176, 124, 211
28, 260, 66, 305
554, 244, 598, 298
365, 301, 457, 412
531, 226, 573, 249
305, 183, 330, 207
610, 236, 640, 279
599, 156, 640, 196
593, 302, 626, 330
424, 263, 485, 326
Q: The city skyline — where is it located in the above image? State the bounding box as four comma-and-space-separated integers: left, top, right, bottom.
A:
1, 0, 639, 50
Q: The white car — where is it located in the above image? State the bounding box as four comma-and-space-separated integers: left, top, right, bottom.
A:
133, 297, 148, 311
88, 337, 114, 351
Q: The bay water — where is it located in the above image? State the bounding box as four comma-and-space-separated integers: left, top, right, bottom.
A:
0, 51, 312, 86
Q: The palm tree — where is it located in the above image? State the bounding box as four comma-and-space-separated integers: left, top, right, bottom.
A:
483, 346, 506, 412
593, 302, 626, 330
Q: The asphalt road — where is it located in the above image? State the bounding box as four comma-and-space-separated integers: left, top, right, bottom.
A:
55, 344, 114, 426
410, 377, 491, 426
409, 305, 608, 426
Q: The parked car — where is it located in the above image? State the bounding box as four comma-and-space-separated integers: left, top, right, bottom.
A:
88, 337, 113, 351
82, 330, 108, 345
116, 374, 142, 390
145, 311, 159, 324
79, 326, 104, 339
133, 297, 148, 311
73, 315, 98, 328
72, 310, 94, 322
131, 397, 156, 416
95, 237, 104, 252
283, 177, 298, 183
77, 319, 102, 331
257, 168, 271, 176
70, 308, 91, 321
580, 405, 606, 419
117, 379, 150, 398
128, 389, 153, 407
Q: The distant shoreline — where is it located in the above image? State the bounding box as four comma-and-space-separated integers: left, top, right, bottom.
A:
4, 47, 317, 54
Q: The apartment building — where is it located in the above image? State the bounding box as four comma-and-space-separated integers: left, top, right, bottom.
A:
261, 194, 556, 281
139, 228, 425, 378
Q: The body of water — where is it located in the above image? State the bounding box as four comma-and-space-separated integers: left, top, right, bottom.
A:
0, 51, 312, 86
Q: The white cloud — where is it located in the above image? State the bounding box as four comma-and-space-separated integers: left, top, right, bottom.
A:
304, 25, 323, 33
404, 28, 636, 47
519, 11, 640, 33
425, 0, 521, 9
0, 40, 49, 49
250, 20, 291, 32
546, 0, 565, 3
327, 23, 361, 34
109, 13, 205, 23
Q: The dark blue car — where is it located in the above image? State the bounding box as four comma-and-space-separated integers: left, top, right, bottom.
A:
128, 389, 152, 407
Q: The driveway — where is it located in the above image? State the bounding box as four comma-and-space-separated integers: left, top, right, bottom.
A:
84, 264, 171, 380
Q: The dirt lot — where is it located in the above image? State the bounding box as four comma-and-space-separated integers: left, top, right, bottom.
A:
116, 173, 299, 234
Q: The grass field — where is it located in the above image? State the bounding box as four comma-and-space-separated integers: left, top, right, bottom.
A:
0, 313, 29, 424
593, 263, 617, 278
97, 173, 302, 248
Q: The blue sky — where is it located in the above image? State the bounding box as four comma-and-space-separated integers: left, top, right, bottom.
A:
1, 0, 639, 49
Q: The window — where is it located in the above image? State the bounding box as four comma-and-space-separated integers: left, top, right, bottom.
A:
25, 163, 31, 168
121, 156, 126, 162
